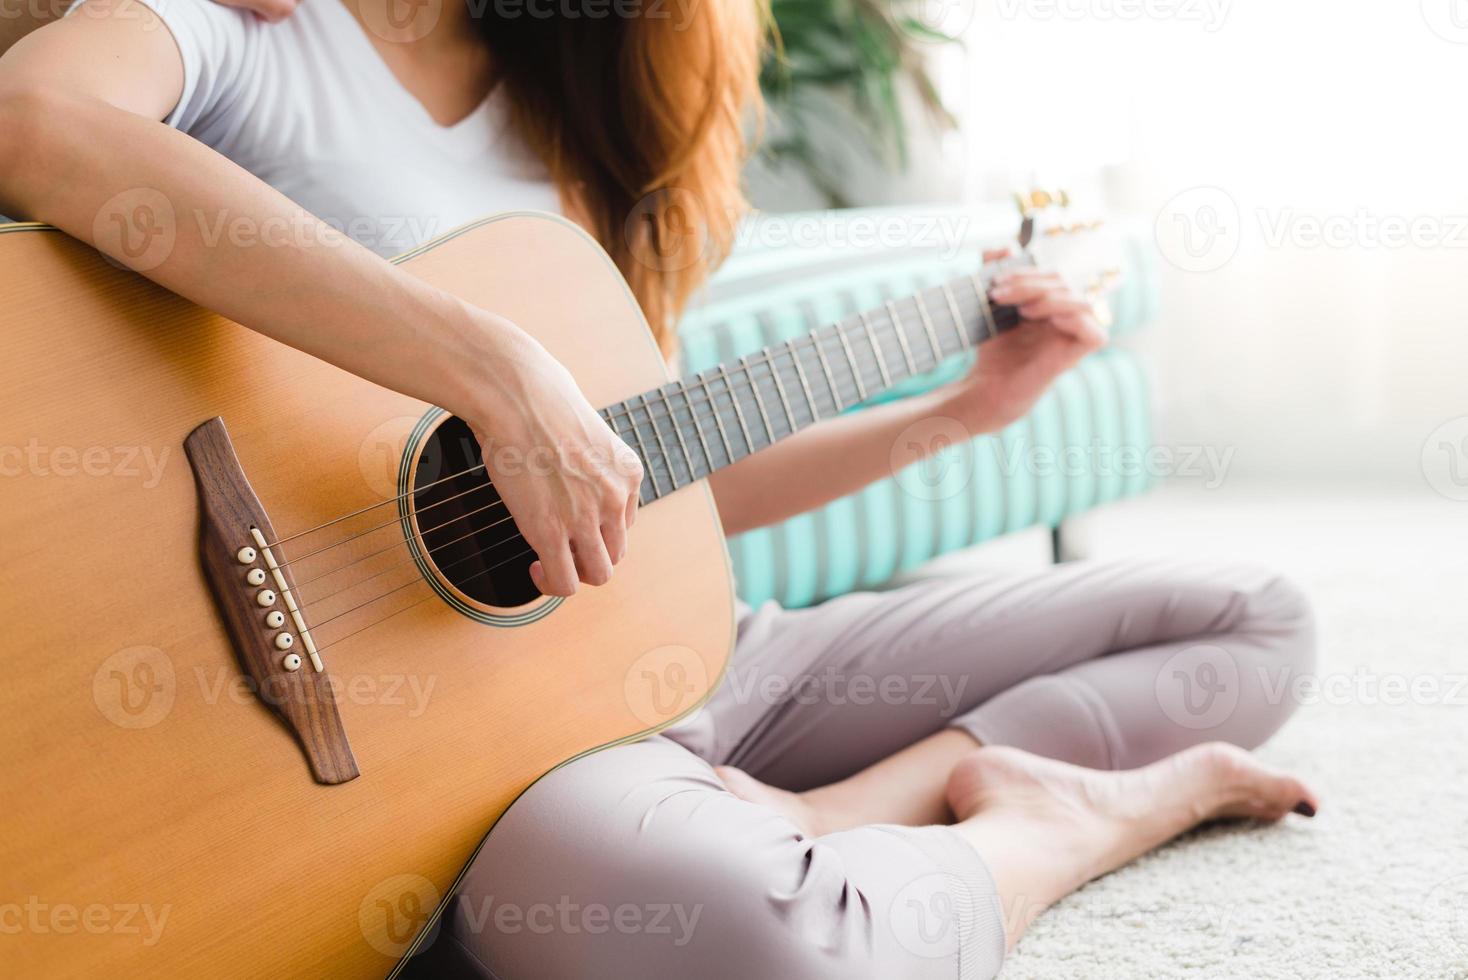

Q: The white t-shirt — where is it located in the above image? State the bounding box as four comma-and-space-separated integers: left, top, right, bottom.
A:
101, 0, 562, 255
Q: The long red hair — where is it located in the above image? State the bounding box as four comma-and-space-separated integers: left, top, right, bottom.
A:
475, 1, 767, 355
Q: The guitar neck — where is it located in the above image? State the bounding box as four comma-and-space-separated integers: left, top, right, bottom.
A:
603, 256, 1029, 503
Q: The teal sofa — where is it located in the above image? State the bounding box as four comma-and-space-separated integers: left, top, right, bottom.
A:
677, 205, 1159, 608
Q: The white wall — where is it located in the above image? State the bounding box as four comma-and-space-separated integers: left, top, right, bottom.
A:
948, 0, 1468, 489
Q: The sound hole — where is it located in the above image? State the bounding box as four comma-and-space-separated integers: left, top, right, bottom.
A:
411, 416, 540, 609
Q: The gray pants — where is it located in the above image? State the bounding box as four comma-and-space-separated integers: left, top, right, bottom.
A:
438, 558, 1316, 979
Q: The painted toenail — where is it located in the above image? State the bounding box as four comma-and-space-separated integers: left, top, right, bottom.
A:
1292, 800, 1316, 818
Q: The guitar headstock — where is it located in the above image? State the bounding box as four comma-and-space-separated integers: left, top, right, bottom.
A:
1010, 187, 1124, 329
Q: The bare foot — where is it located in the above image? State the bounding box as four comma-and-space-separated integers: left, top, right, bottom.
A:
946, 742, 1318, 945
715, 766, 830, 836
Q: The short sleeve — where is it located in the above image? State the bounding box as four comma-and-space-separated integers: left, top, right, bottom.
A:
66, 0, 255, 134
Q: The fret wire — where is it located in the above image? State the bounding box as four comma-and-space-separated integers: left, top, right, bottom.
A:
834, 324, 869, 402
715, 364, 756, 456
859, 311, 892, 388
914, 290, 944, 365
621, 398, 662, 498
886, 299, 918, 375
650, 390, 694, 485
695, 371, 736, 465
740, 356, 777, 444
940, 281, 971, 350
810, 330, 844, 412
764, 344, 799, 434
637, 395, 677, 491
969, 272, 997, 341
642, 387, 681, 487
677, 379, 715, 477
785, 338, 822, 424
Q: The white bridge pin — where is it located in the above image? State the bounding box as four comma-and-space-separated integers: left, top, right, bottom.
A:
246, 568, 267, 586
274, 633, 295, 651
265, 610, 286, 629
282, 653, 302, 672
256, 589, 277, 607
236, 546, 257, 565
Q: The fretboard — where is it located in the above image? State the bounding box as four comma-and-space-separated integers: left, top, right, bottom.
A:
601, 258, 1027, 504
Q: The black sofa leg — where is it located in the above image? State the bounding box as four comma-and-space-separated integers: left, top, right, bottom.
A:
1050, 523, 1065, 564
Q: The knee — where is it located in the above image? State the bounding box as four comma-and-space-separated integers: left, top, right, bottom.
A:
1228, 570, 1317, 741
1244, 570, 1318, 678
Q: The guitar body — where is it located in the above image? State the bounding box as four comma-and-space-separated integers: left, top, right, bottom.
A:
0, 213, 734, 978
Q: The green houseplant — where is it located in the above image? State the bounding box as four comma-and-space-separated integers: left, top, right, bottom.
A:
760, 0, 960, 207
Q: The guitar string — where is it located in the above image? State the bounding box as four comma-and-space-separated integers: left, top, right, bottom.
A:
290, 294, 1022, 634
257, 263, 1015, 554
286, 350, 878, 619
273, 282, 1018, 615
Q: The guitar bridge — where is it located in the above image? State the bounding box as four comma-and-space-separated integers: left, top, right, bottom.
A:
185, 417, 360, 785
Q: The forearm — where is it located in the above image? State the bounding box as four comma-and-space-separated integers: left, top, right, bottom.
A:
0, 86, 528, 424
708, 387, 997, 536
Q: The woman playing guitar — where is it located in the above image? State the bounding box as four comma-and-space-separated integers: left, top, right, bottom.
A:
0, 3, 1317, 976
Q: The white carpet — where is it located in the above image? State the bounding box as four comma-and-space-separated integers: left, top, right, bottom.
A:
932, 485, 1468, 979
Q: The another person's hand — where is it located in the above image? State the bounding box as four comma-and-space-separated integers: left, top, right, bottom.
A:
940, 248, 1108, 432
462, 312, 644, 597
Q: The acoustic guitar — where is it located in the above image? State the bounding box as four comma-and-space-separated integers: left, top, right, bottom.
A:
0, 201, 1110, 978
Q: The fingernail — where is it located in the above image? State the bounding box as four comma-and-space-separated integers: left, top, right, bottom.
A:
1292, 800, 1316, 818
